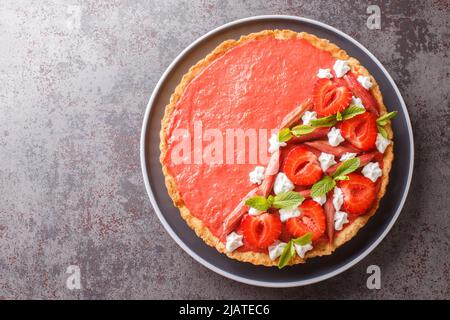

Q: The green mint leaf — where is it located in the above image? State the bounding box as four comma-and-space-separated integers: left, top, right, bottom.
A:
245, 196, 270, 211
291, 125, 316, 136
334, 175, 350, 181
376, 111, 398, 126
336, 111, 343, 121
342, 105, 366, 120
267, 195, 274, 207
377, 124, 388, 139
292, 232, 313, 246
310, 115, 337, 128
272, 191, 304, 209
332, 157, 360, 179
311, 176, 336, 198
278, 128, 293, 142
278, 241, 295, 269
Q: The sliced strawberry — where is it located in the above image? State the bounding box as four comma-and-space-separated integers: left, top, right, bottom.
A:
290, 127, 330, 143
282, 146, 322, 186
325, 151, 380, 175
338, 173, 377, 215
285, 200, 326, 241
304, 140, 360, 157
241, 213, 282, 249
343, 74, 379, 115
313, 79, 352, 116
340, 112, 377, 151
324, 194, 335, 243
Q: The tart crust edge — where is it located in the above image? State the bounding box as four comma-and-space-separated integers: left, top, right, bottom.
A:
159, 29, 394, 267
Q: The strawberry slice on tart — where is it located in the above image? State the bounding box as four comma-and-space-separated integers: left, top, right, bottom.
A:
313, 78, 352, 116
282, 146, 322, 186
340, 112, 378, 151
241, 213, 282, 249
285, 200, 326, 241
338, 173, 377, 215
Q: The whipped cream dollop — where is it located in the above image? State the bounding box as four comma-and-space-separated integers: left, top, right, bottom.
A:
351, 96, 365, 109
333, 59, 350, 78
302, 110, 317, 125
317, 68, 333, 79
268, 133, 286, 154
334, 211, 349, 231
294, 243, 313, 258
357, 75, 373, 90
225, 232, 243, 252
376, 133, 391, 153
340, 152, 357, 162
273, 172, 295, 195
279, 207, 301, 222
268, 241, 287, 260
328, 127, 345, 147
362, 162, 382, 182
249, 166, 265, 185
248, 207, 262, 216
313, 195, 327, 206
319, 152, 337, 171
333, 187, 344, 211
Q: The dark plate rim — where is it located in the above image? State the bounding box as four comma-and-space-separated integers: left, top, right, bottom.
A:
140, 15, 414, 287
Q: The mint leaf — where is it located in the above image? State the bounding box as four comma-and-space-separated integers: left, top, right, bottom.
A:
278, 128, 293, 142
292, 232, 313, 246
291, 125, 316, 136
272, 191, 304, 209
377, 124, 388, 139
342, 105, 365, 120
267, 195, 274, 207
278, 241, 295, 269
376, 111, 398, 126
332, 157, 360, 178
336, 111, 343, 121
310, 115, 337, 128
245, 196, 270, 211
334, 175, 350, 181
311, 176, 336, 198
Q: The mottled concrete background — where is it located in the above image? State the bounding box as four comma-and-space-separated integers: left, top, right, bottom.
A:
0, 0, 448, 299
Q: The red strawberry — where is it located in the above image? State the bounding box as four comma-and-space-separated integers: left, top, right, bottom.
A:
285, 200, 326, 241
338, 173, 377, 215
340, 112, 377, 151
282, 146, 322, 186
343, 74, 379, 116
313, 78, 352, 116
241, 213, 281, 249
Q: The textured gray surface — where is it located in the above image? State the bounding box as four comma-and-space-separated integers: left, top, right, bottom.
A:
0, 0, 448, 299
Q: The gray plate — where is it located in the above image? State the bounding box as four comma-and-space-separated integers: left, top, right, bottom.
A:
140, 15, 414, 287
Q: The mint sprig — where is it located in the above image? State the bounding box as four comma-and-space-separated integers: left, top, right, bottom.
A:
283, 106, 366, 141
278, 128, 293, 143
376, 111, 397, 139
310, 158, 361, 198
245, 191, 304, 211
278, 233, 313, 269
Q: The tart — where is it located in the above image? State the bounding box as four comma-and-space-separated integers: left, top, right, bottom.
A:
160, 30, 395, 267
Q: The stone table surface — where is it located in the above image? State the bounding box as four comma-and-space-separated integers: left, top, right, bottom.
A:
0, 0, 449, 299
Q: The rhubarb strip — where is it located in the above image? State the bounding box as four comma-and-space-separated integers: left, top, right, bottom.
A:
344, 74, 379, 116
324, 193, 335, 244
305, 140, 360, 157
326, 152, 379, 175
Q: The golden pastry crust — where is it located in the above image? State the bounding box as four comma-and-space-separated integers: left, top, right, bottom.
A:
160, 30, 394, 266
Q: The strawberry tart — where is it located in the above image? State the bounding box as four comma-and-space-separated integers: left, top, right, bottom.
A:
160, 30, 396, 267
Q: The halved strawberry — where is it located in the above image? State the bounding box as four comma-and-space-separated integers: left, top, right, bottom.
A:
313, 78, 352, 116
338, 173, 377, 215
285, 200, 325, 241
282, 146, 322, 186
241, 213, 281, 249
340, 112, 377, 151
